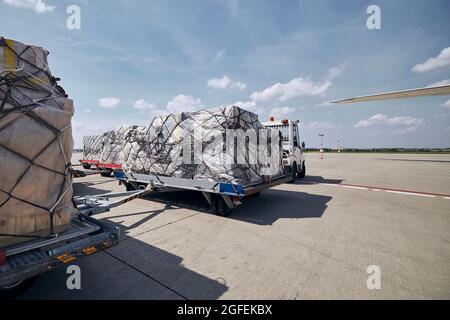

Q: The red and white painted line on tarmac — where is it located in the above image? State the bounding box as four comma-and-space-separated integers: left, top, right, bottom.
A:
298, 181, 450, 200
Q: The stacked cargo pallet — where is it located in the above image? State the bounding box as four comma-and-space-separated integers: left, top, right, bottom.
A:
83, 106, 283, 186
0, 38, 76, 247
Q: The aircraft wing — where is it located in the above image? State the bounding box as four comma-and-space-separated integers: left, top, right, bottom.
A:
331, 84, 450, 104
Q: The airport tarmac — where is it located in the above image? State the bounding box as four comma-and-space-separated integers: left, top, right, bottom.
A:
17, 153, 450, 299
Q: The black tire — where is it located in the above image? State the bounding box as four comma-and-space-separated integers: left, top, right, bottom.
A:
0, 276, 38, 300
298, 162, 306, 178
289, 162, 297, 183
212, 196, 232, 217
100, 169, 113, 177
82, 163, 91, 170
249, 192, 261, 198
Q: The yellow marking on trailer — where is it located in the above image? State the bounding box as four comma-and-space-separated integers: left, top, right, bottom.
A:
56, 253, 76, 264
82, 246, 97, 255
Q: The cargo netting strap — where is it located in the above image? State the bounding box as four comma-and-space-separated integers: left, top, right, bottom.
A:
0, 37, 73, 239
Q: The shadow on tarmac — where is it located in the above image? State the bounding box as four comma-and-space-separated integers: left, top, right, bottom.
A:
15, 182, 228, 300
137, 177, 334, 225
16, 176, 336, 299
16, 238, 228, 299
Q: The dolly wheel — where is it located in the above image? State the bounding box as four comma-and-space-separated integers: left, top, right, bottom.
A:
82, 163, 91, 170
212, 196, 233, 217
100, 169, 113, 177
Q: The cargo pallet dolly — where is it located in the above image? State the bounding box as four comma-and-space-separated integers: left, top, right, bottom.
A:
79, 160, 122, 177
0, 188, 149, 299
71, 167, 103, 178
114, 169, 294, 217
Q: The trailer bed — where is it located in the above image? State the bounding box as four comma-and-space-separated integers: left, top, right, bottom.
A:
114, 170, 294, 216
0, 215, 119, 289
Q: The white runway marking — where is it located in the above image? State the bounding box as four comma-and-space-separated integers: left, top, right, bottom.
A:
342, 185, 368, 190
300, 181, 449, 200
385, 190, 435, 198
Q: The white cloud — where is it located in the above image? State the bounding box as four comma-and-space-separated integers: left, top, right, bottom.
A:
2, 0, 55, 13
212, 49, 226, 64
85, 108, 91, 113
307, 121, 340, 130
251, 77, 331, 102
229, 100, 260, 113
166, 94, 202, 113
394, 127, 418, 135
412, 47, 450, 73
327, 64, 345, 79
269, 106, 295, 118
427, 79, 450, 87
98, 97, 120, 109
134, 99, 157, 111
207, 76, 246, 90
442, 99, 450, 109
231, 100, 256, 109
355, 114, 425, 128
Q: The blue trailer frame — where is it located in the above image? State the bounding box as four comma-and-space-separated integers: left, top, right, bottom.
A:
113, 170, 294, 216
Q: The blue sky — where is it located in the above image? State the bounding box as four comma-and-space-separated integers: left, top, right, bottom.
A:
1, 0, 450, 148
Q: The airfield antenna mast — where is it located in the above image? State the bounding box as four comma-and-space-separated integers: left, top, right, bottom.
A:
319, 133, 324, 159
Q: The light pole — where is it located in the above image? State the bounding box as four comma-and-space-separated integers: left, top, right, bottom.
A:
319, 133, 324, 159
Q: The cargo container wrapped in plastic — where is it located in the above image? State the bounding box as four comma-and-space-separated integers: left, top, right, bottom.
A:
82, 134, 104, 161
101, 126, 147, 165
0, 37, 76, 248
121, 106, 284, 186
83, 126, 147, 166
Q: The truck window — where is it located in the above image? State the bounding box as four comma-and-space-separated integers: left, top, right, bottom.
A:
293, 125, 299, 147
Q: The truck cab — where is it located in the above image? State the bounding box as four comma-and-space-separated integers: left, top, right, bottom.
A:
263, 117, 306, 179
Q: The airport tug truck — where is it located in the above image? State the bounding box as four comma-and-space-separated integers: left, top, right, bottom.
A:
114, 117, 306, 217
263, 117, 306, 180
0, 181, 150, 299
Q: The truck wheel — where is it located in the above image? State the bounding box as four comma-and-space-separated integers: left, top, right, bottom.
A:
100, 169, 113, 177
213, 196, 232, 217
298, 162, 306, 178
289, 162, 297, 182
0, 276, 38, 300
82, 163, 91, 170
